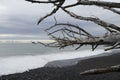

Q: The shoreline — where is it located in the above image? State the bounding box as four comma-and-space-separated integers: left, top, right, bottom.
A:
0, 50, 120, 80
44, 50, 116, 67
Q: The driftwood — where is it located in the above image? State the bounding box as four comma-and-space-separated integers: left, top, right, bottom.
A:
26, 0, 120, 75
80, 65, 120, 75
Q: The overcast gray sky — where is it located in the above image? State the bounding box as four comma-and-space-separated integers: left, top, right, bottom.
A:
0, 0, 120, 40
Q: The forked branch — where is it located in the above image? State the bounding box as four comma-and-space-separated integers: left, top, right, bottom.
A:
26, 0, 65, 24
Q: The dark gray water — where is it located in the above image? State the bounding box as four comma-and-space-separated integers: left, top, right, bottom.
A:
0, 43, 104, 57
0, 43, 79, 57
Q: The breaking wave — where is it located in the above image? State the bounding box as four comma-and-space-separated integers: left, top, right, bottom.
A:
0, 49, 105, 76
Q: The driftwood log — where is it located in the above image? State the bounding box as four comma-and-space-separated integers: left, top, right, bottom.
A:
80, 65, 120, 75
26, 0, 120, 75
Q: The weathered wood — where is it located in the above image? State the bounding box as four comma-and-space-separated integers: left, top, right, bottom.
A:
80, 65, 120, 75
25, 0, 120, 75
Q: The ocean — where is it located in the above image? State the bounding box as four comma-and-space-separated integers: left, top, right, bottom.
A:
0, 43, 105, 76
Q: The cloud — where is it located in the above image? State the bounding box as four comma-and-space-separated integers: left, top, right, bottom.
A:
0, 4, 6, 12
0, 0, 119, 40
0, 0, 53, 37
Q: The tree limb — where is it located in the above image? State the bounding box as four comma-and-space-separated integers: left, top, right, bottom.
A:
64, 0, 120, 8
26, 0, 59, 4
80, 65, 120, 75
26, 0, 65, 24
61, 8, 120, 32
104, 7, 120, 15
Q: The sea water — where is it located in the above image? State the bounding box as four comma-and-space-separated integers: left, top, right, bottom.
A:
0, 43, 105, 76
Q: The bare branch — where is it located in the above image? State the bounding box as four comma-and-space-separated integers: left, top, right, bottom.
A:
105, 41, 120, 51
64, 1, 120, 8
46, 23, 93, 38
104, 7, 120, 15
26, 0, 65, 24
37, 8, 58, 24
75, 44, 83, 50
26, 0, 59, 4
62, 8, 120, 32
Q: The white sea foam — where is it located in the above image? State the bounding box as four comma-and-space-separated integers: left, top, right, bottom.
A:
0, 49, 104, 76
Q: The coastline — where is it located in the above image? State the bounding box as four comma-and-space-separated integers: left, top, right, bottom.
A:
0, 50, 120, 80
44, 50, 117, 67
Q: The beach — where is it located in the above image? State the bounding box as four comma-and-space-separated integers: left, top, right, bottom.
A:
0, 0, 120, 80
0, 50, 120, 80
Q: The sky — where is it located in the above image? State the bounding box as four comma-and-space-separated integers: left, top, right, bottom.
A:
0, 0, 120, 40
